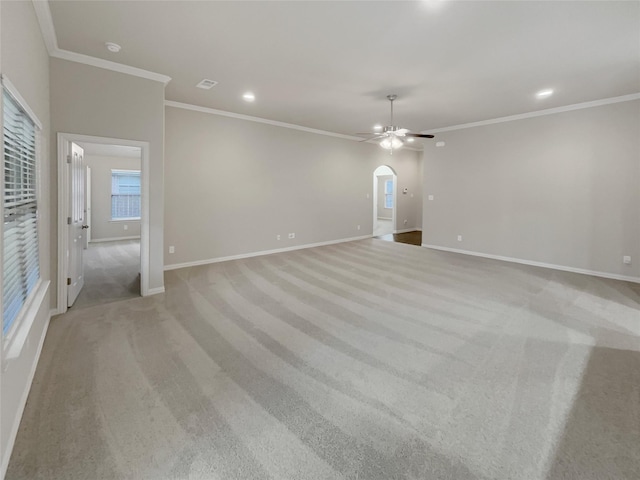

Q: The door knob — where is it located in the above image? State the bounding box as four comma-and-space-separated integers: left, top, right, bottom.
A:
81, 225, 89, 229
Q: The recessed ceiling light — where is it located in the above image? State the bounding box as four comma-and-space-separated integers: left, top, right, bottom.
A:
242, 92, 255, 102
196, 79, 218, 90
536, 89, 554, 98
105, 42, 121, 53
373, 124, 383, 131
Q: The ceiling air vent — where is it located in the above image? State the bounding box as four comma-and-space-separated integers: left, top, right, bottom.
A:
196, 79, 218, 90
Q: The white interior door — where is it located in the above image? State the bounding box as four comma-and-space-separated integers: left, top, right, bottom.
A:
67, 142, 86, 307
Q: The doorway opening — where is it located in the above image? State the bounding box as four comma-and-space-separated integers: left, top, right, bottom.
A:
373, 165, 397, 236
57, 133, 150, 314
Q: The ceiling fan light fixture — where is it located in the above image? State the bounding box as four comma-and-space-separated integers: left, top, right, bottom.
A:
379, 136, 403, 150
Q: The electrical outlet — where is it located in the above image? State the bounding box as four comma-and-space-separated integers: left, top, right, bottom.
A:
623, 255, 631, 265
169, 246, 175, 254
457, 235, 462, 242
428, 195, 434, 201
123, 224, 128, 231
288, 233, 295, 239
276, 234, 281, 240
357, 225, 361, 230
404, 219, 408, 225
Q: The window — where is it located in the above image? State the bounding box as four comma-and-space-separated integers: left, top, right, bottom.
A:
384, 179, 393, 209
111, 170, 141, 220
3, 88, 40, 335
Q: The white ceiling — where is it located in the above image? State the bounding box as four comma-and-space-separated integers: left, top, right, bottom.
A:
47, 1, 640, 137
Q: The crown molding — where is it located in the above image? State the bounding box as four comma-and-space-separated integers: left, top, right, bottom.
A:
165, 101, 365, 141
422, 93, 640, 134
52, 49, 171, 84
32, 0, 58, 54
165, 100, 423, 151
32, 0, 171, 85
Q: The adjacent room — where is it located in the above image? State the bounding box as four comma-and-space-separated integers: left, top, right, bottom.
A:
72, 142, 142, 309
1, 1, 638, 480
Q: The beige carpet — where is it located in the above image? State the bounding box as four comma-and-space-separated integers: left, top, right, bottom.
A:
72, 239, 141, 309
6, 239, 640, 479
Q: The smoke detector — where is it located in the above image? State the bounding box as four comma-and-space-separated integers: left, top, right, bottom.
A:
196, 79, 218, 90
105, 42, 121, 53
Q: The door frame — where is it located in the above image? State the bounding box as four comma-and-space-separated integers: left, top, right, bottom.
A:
56, 132, 151, 314
85, 165, 91, 246
372, 165, 397, 235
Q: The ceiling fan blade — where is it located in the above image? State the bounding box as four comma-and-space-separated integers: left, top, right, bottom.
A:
395, 128, 410, 136
355, 132, 385, 136
358, 135, 385, 143
405, 133, 435, 139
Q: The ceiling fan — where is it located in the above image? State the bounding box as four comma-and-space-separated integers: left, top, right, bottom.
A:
357, 94, 434, 153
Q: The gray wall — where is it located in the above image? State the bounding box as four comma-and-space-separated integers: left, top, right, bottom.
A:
164, 106, 423, 267
422, 99, 640, 279
50, 59, 165, 292
0, 1, 52, 475
377, 175, 393, 219
85, 155, 142, 241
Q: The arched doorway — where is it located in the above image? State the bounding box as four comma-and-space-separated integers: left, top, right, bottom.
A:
373, 165, 397, 236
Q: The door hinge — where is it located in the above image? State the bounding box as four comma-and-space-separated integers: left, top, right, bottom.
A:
67, 217, 72, 225
67, 278, 71, 286
66, 154, 71, 164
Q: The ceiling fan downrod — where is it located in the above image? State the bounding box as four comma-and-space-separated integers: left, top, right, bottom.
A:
387, 94, 397, 127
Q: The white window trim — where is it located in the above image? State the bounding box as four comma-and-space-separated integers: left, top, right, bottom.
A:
1, 74, 47, 362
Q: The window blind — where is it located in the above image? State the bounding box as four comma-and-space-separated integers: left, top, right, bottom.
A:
111, 170, 141, 220
3, 89, 40, 335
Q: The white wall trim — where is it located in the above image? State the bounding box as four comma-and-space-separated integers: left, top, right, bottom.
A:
165, 100, 364, 141
146, 286, 165, 296
31, 0, 58, 54
422, 93, 640, 134
422, 244, 640, 284
165, 235, 372, 271
52, 49, 171, 85
89, 235, 141, 243
165, 101, 423, 151
31, 0, 171, 85
57, 133, 155, 316
0, 310, 51, 480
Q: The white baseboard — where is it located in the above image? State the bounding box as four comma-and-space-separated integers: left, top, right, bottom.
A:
89, 236, 140, 243
145, 286, 165, 296
165, 235, 373, 271
422, 244, 640, 284
1, 311, 51, 480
